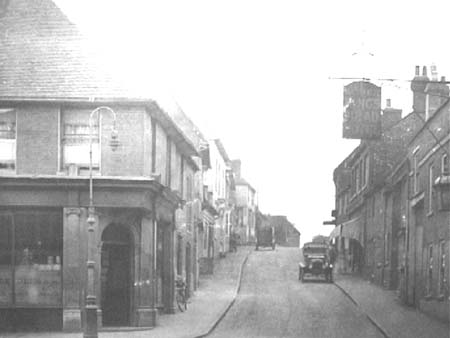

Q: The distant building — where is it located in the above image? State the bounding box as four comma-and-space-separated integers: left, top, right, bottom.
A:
269, 216, 300, 247
232, 160, 257, 243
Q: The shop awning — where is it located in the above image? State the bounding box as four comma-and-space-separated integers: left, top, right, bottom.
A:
329, 225, 342, 239
341, 218, 363, 244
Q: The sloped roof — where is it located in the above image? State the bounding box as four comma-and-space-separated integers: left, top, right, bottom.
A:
214, 139, 231, 163
0, 0, 199, 157
0, 0, 133, 99
235, 177, 255, 191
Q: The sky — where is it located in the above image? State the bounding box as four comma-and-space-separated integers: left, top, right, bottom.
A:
56, 0, 450, 243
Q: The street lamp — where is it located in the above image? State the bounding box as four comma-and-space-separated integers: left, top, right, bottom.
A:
84, 106, 119, 338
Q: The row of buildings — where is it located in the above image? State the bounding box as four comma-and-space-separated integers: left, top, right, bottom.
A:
329, 65, 450, 323
0, 0, 268, 332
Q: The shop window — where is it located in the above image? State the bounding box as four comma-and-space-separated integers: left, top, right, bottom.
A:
176, 234, 182, 276
438, 240, 447, 297
427, 244, 433, 296
0, 108, 16, 173
0, 211, 62, 307
0, 214, 13, 305
61, 109, 99, 174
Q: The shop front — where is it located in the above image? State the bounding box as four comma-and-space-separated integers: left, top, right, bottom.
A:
0, 177, 178, 332
0, 209, 63, 331
331, 218, 364, 274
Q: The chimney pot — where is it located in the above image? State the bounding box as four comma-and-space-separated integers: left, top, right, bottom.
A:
415, 66, 420, 76
386, 99, 391, 108
441, 76, 446, 83
423, 66, 427, 76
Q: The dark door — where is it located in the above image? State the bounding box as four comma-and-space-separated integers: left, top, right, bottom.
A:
101, 225, 132, 326
185, 243, 191, 298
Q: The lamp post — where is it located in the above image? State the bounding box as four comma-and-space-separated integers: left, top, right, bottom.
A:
84, 106, 119, 338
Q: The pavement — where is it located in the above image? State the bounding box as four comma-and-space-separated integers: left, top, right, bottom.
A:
0, 246, 251, 338
334, 274, 450, 338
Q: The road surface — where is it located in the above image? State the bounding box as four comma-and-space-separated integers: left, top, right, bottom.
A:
209, 246, 384, 338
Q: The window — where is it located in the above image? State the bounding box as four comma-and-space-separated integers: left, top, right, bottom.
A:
427, 244, 433, 296
0, 210, 62, 307
364, 154, 370, 187
203, 223, 208, 251
428, 164, 434, 213
351, 155, 369, 196
180, 157, 184, 198
413, 153, 420, 194
355, 163, 360, 191
438, 241, 447, 296
61, 109, 99, 172
351, 168, 356, 196
0, 108, 16, 173
166, 136, 171, 187
361, 156, 366, 187
441, 154, 449, 175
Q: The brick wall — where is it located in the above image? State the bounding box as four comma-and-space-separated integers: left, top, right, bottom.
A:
101, 106, 146, 177
16, 105, 59, 175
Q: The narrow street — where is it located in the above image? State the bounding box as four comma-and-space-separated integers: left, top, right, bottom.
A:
209, 247, 384, 338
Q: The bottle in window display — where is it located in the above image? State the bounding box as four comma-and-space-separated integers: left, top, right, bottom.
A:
20, 248, 33, 265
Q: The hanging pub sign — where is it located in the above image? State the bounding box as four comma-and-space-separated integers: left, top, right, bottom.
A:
343, 81, 381, 139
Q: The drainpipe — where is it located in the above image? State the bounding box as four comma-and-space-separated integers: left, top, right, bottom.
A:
152, 198, 157, 326
382, 187, 390, 288
405, 161, 411, 304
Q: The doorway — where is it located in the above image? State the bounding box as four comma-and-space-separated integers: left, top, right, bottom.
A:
185, 243, 191, 298
101, 224, 133, 326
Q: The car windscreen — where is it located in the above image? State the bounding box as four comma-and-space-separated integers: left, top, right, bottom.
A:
303, 246, 327, 255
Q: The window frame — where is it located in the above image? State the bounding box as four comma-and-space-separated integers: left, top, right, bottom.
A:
441, 153, 449, 176
413, 153, 420, 194
0, 108, 17, 174
438, 240, 447, 297
60, 108, 101, 174
428, 164, 434, 214
427, 244, 434, 296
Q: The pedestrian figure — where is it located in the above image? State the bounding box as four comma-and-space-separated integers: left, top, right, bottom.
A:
230, 232, 238, 252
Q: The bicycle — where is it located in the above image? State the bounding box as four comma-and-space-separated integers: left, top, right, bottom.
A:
175, 276, 187, 312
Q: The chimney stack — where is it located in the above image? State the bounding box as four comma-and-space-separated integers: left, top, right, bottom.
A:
231, 159, 241, 179
411, 65, 429, 116
424, 67, 449, 120
382, 99, 402, 130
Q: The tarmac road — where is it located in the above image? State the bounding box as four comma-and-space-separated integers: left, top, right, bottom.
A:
208, 246, 384, 338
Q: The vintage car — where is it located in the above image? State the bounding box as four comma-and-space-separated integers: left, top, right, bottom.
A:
256, 224, 275, 250
298, 242, 334, 283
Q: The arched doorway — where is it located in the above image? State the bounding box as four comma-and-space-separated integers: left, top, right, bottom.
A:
100, 223, 133, 326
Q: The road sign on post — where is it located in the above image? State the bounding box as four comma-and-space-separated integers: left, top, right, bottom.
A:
343, 81, 381, 139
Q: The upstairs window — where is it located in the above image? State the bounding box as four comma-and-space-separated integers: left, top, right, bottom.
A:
0, 108, 16, 173
166, 136, 171, 187
413, 153, 420, 194
61, 109, 99, 173
441, 154, 449, 175
428, 164, 434, 213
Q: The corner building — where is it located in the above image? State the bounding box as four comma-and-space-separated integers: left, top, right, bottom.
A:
0, 0, 198, 332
